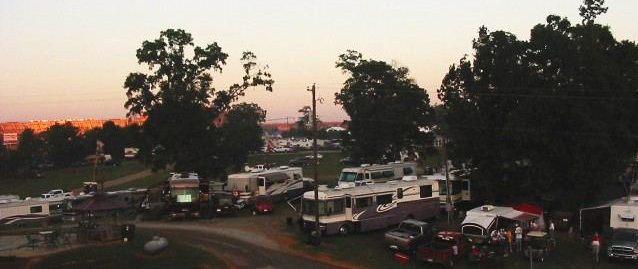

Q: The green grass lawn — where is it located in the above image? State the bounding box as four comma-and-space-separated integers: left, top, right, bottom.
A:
35, 231, 227, 269
106, 171, 171, 191
0, 161, 148, 198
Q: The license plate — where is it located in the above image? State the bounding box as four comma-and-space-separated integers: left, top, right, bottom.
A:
182, 209, 189, 212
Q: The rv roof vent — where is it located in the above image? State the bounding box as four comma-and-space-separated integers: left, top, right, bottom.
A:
335, 182, 355, 189
395, 161, 402, 164
388, 162, 394, 165
318, 185, 329, 191
481, 205, 494, 212
628, 196, 638, 202
389, 181, 398, 185
360, 164, 370, 167
279, 166, 289, 170
402, 175, 418, 182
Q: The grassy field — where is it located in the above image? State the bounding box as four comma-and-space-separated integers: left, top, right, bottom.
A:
106, 171, 171, 191
35, 231, 227, 269
0, 161, 148, 198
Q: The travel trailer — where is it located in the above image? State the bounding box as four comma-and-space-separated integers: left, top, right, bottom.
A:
422, 170, 471, 207
300, 176, 440, 235
227, 166, 313, 202
610, 196, 638, 229
0, 199, 50, 225
337, 162, 418, 187
461, 205, 539, 242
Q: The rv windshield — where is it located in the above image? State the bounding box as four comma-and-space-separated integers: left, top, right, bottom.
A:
339, 172, 362, 182
171, 188, 199, 203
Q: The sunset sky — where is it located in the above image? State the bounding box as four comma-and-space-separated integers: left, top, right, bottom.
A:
1, 0, 636, 122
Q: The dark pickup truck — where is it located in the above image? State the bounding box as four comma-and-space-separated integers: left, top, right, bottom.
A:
607, 228, 638, 261
416, 231, 469, 267
384, 219, 433, 254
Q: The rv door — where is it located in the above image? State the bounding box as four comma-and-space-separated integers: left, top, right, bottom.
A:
258, 176, 267, 196
345, 195, 352, 220
462, 179, 471, 201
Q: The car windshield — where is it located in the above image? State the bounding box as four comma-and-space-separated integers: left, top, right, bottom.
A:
256, 196, 271, 203
339, 172, 361, 182
613, 232, 638, 241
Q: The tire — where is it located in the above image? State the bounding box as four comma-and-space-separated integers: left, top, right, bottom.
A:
338, 224, 349, 235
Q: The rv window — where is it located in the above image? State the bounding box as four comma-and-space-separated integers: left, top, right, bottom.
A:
382, 171, 395, 178
462, 181, 469, 190
356, 197, 372, 208
345, 197, 352, 208
403, 167, 414, 175
327, 199, 344, 215
30, 206, 43, 213
420, 185, 432, 198
376, 194, 393, 205
397, 188, 403, 199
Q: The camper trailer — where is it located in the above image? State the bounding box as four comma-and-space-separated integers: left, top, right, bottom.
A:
461, 205, 539, 242
0, 199, 50, 225
227, 166, 313, 202
422, 170, 471, 207
168, 172, 202, 219
337, 162, 418, 187
301, 176, 440, 235
610, 196, 638, 230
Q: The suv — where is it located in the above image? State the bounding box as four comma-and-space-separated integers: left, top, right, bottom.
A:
607, 228, 638, 261
289, 157, 310, 167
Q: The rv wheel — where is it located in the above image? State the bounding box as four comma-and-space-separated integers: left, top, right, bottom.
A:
338, 225, 349, 235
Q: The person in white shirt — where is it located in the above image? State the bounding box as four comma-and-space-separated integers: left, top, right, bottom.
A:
549, 220, 556, 240
515, 223, 523, 252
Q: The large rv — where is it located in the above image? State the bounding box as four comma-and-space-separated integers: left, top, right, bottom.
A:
0, 199, 50, 225
227, 166, 313, 202
301, 176, 440, 235
337, 162, 417, 187
168, 172, 202, 218
422, 170, 471, 208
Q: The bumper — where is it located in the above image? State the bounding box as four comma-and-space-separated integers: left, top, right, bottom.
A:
608, 252, 638, 260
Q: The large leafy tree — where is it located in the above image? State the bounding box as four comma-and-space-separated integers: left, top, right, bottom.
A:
99, 121, 127, 161
124, 29, 273, 177
335, 50, 434, 163
219, 103, 266, 173
43, 123, 83, 167
16, 129, 45, 169
439, 1, 638, 208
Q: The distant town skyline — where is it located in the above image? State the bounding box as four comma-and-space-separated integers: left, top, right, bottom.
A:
1, 0, 637, 122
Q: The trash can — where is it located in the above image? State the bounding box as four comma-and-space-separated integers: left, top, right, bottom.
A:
121, 224, 136, 241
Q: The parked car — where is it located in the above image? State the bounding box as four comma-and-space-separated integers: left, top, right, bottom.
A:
385, 219, 434, 254
607, 228, 638, 261
273, 147, 293, 153
416, 231, 469, 267
305, 154, 323, 160
339, 157, 359, 166
523, 231, 553, 262
252, 195, 274, 215
289, 157, 310, 167
211, 191, 237, 216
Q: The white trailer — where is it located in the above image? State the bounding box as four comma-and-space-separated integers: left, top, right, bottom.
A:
338, 162, 417, 187
610, 196, 638, 230
0, 199, 50, 225
227, 166, 313, 202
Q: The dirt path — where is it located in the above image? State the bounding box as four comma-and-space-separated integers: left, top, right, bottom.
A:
72, 170, 152, 193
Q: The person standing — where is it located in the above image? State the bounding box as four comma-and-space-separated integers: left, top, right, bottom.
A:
549, 220, 556, 240
506, 228, 513, 253
515, 223, 523, 252
591, 232, 601, 262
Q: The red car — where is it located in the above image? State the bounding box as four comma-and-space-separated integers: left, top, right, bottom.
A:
253, 195, 274, 215
416, 231, 469, 267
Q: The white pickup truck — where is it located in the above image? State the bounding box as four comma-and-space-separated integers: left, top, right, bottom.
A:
41, 189, 72, 199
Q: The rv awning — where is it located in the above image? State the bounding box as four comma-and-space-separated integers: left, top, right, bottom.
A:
462, 214, 496, 229
512, 212, 538, 222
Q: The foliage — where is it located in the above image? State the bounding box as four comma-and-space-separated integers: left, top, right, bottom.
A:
124, 29, 273, 178
438, 2, 638, 208
218, 103, 266, 173
334, 50, 434, 163
42, 123, 83, 167
579, 0, 608, 24
16, 129, 45, 169
99, 121, 127, 161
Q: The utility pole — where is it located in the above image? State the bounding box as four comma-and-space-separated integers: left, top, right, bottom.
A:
308, 83, 321, 245
444, 138, 452, 224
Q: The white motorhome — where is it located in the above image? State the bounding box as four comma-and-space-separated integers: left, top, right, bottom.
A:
0, 199, 50, 225
227, 166, 313, 202
422, 169, 471, 207
301, 176, 440, 235
338, 162, 418, 187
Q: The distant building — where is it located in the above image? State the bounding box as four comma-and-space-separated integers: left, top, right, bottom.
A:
0, 117, 145, 150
